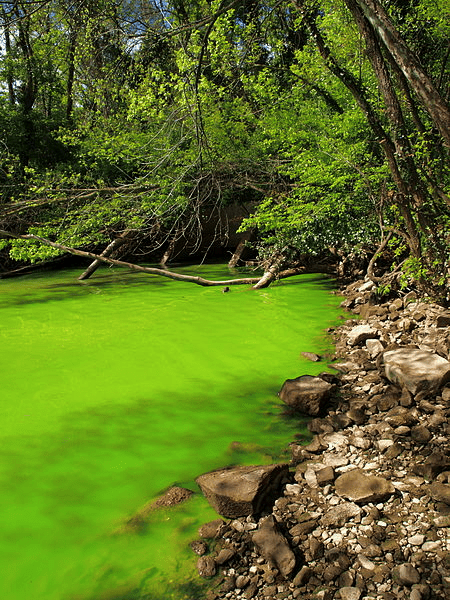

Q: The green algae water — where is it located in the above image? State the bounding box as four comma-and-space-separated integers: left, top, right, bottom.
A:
0, 264, 341, 600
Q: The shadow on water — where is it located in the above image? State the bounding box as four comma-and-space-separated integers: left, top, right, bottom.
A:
71, 578, 209, 600
0, 265, 336, 308
0, 380, 305, 600
0, 264, 342, 600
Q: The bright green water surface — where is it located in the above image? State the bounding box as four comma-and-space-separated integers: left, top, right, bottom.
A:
0, 264, 341, 600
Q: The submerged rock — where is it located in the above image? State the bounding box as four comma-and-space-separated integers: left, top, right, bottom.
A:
301, 351, 322, 362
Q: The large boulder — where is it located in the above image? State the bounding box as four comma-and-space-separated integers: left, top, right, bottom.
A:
196, 463, 289, 518
383, 348, 450, 395
279, 375, 334, 416
252, 515, 296, 577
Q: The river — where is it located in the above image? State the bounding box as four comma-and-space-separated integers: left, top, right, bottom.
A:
0, 263, 341, 600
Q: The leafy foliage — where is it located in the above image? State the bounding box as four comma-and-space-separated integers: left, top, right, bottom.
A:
0, 0, 448, 291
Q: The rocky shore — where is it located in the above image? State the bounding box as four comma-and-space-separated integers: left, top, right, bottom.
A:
190, 279, 450, 600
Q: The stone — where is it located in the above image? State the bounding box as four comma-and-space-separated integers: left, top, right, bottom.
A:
279, 375, 334, 416
366, 338, 385, 358
347, 324, 379, 346
190, 540, 208, 555
411, 425, 432, 444
252, 515, 296, 578
385, 443, 403, 459
310, 537, 325, 559
392, 563, 420, 586
236, 575, 250, 589
433, 515, 450, 527
390, 298, 404, 312
215, 548, 236, 564
331, 361, 361, 373
197, 555, 217, 578
301, 351, 321, 362
308, 417, 334, 434
339, 587, 362, 600
436, 314, 450, 328
198, 519, 225, 539
358, 554, 375, 570
290, 520, 318, 537
304, 435, 326, 453
408, 534, 425, 546
358, 280, 375, 292
428, 482, 450, 505
346, 407, 367, 425
153, 485, 194, 507
321, 502, 361, 527
316, 466, 335, 486
383, 348, 450, 395
196, 464, 289, 518
335, 469, 395, 503
293, 565, 312, 586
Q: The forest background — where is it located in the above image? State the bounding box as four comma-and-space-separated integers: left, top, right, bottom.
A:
0, 0, 449, 295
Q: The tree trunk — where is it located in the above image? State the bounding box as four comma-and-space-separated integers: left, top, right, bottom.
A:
78, 230, 133, 280
0, 230, 306, 288
355, 0, 450, 148
252, 253, 286, 289
66, 28, 77, 122
2, 8, 16, 105
228, 229, 255, 268
293, 0, 423, 258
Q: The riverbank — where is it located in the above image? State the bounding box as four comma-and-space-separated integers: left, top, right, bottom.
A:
192, 278, 450, 600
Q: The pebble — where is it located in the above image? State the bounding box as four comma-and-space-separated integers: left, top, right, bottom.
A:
193, 291, 450, 600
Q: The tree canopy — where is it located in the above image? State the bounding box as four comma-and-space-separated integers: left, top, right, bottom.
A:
0, 0, 449, 292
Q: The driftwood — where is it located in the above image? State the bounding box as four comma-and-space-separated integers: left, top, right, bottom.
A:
0, 230, 305, 288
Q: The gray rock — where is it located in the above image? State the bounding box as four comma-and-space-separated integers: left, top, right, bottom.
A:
335, 469, 395, 503
366, 338, 385, 358
252, 515, 296, 577
190, 540, 208, 555
411, 425, 432, 444
196, 463, 289, 518
198, 519, 225, 539
316, 466, 335, 486
428, 482, 450, 505
392, 563, 421, 586
215, 548, 236, 564
436, 314, 450, 328
279, 375, 334, 416
348, 324, 379, 346
321, 502, 361, 527
301, 351, 321, 362
197, 555, 217, 578
310, 537, 325, 559
383, 348, 450, 395
339, 587, 362, 600
236, 575, 250, 589
290, 520, 318, 537
293, 565, 312, 586
358, 280, 375, 293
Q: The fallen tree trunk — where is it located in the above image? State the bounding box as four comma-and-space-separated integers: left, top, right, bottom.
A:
0, 230, 305, 288
78, 230, 134, 280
